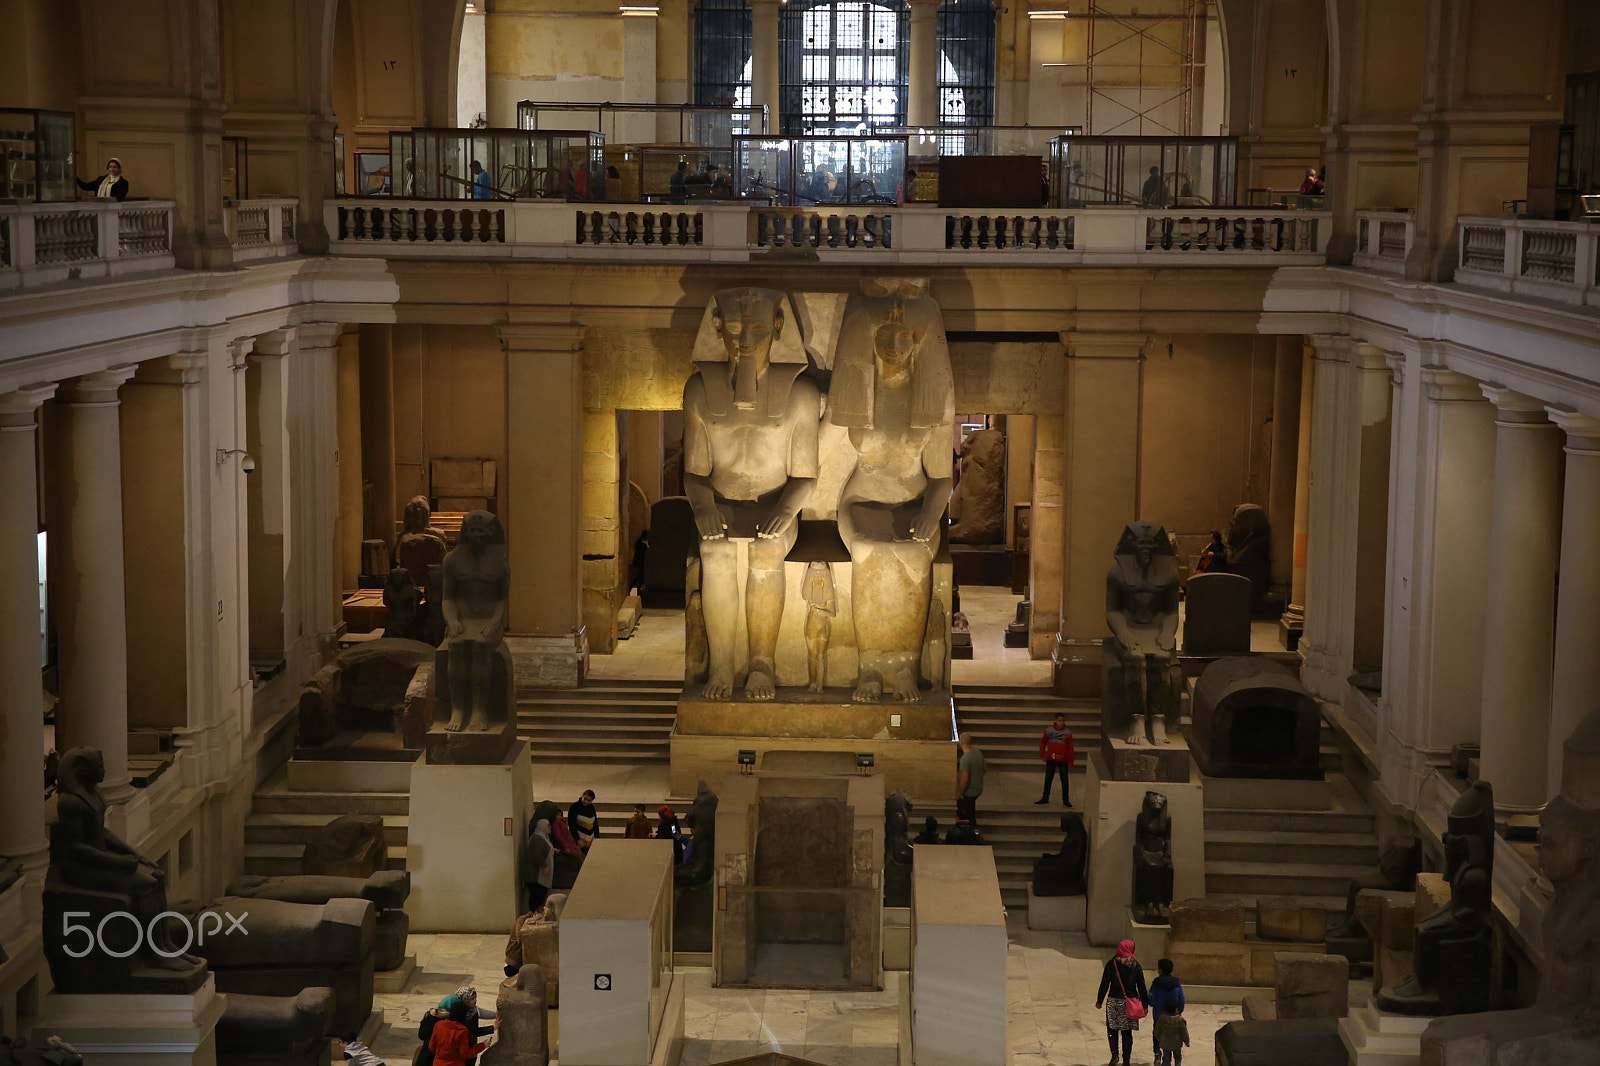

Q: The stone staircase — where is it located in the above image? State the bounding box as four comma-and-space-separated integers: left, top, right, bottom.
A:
244, 767, 411, 877
516, 679, 677, 764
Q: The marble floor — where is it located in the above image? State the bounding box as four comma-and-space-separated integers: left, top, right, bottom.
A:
371, 921, 1242, 1066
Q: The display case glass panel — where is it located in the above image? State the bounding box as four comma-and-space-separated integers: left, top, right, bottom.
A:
517, 101, 768, 142
732, 135, 907, 205
385, 129, 605, 200
1049, 136, 1240, 207
0, 109, 76, 203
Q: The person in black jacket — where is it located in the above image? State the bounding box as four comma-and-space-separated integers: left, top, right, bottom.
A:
567, 790, 598, 853
77, 158, 129, 201
1095, 939, 1149, 1066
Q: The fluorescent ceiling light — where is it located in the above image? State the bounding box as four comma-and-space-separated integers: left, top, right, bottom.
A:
1030, 9, 1070, 18
619, 5, 659, 12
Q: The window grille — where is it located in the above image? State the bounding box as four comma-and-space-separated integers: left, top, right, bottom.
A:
694, 0, 755, 135
780, 0, 910, 135
936, 0, 996, 153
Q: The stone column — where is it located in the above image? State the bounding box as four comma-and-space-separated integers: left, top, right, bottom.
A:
0, 384, 57, 877
358, 324, 396, 553
908, 0, 941, 128
1477, 385, 1562, 811
751, 0, 782, 132
502, 324, 589, 687
1051, 333, 1144, 696
1299, 336, 1360, 701
336, 328, 363, 591
1546, 406, 1600, 800
1267, 337, 1303, 603
51, 366, 139, 802
1028, 413, 1064, 658
293, 324, 345, 653
1350, 345, 1394, 677
1279, 341, 1314, 648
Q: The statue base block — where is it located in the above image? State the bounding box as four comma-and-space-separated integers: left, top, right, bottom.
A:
422, 719, 516, 766
670, 732, 954, 799
1337, 1002, 1431, 1066
33, 976, 225, 1066
1420, 1008, 1600, 1066
676, 687, 954, 740
408, 741, 531, 932
1025, 886, 1086, 931
1101, 736, 1194, 782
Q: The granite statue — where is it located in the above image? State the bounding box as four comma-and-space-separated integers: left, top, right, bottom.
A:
484, 964, 549, 1066
436, 510, 512, 744
226, 870, 411, 972
396, 495, 448, 592
1225, 503, 1272, 611
884, 789, 915, 907
1033, 811, 1089, 897
682, 288, 820, 700
831, 281, 955, 703
802, 561, 836, 692
301, 814, 387, 877
675, 780, 720, 889
382, 566, 423, 641
1537, 712, 1600, 1029
684, 554, 709, 685
508, 897, 564, 1008
947, 428, 1006, 544
1103, 522, 1183, 745
295, 638, 434, 752
1376, 780, 1496, 1015
215, 988, 335, 1066
1131, 790, 1175, 925
43, 747, 207, 993
0, 1036, 81, 1066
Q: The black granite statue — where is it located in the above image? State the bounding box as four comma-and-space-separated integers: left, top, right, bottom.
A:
382, 566, 423, 641
1102, 523, 1183, 745
1, 1035, 81, 1066
675, 779, 719, 889
884, 790, 914, 907
1131, 790, 1175, 925
43, 747, 207, 993
1376, 780, 1496, 1015
912, 816, 941, 845
1225, 503, 1272, 613
1033, 812, 1089, 897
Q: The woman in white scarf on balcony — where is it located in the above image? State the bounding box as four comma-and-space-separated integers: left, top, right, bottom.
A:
76, 157, 129, 201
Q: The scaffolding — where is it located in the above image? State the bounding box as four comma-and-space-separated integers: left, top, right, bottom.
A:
1054, 0, 1206, 137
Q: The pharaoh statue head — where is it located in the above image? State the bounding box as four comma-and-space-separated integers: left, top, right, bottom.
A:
691, 288, 810, 419
458, 510, 506, 555
872, 302, 926, 388
1115, 522, 1176, 572
830, 286, 953, 431
403, 495, 434, 534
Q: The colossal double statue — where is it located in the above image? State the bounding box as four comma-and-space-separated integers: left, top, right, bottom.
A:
832, 280, 955, 702
682, 288, 821, 700
1103, 521, 1183, 745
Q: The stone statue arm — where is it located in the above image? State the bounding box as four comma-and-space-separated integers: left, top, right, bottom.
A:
758, 378, 823, 539
484, 565, 509, 645
58, 798, 148, 875
680, 376, 727, 540
1156, 577, 1180, 652
913, 428, 954, 543
755, 475, 815, 539
1105, 572, 1138, 649
441, 559, 464, 639
683, 473, 726, 540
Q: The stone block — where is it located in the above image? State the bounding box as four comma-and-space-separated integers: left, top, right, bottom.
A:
1100, 736, 1193, 782
301, 815, 385, 878
1216, 1018, 1345, 1066
1415, 872, 1451, 920
1026, 887, 1087, 931
1251, 941, 1326, 986
1166, 939, 1252, 986
1273, 952, 1348, 1019
1375, 945, 1414, 993
1240, 996, 1277, 1021
1170, 897, 1247, 943
1257, 898, 1328, 942
1354, 888, 1412, 948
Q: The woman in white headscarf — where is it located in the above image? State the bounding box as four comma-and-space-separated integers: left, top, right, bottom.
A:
76, 157, 129, 201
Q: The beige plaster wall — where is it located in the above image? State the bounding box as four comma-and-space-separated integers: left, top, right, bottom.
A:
389, 324, 508, 511
1244, 0, 1329, 190
486, 0, 629, 129
0, 0, 81, 111
1139, 333, 1276, 540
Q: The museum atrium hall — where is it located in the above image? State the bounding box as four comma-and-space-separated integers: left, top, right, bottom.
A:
1, 1, 1600, 1065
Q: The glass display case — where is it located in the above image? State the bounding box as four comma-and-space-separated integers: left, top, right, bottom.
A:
385, 128, 605, 200
605, 146, 739, 202
732, 136, 908, 206
518, 101, 768, 144
1049, 136, 1240, 208
873, 125, 1080, 202
0, 109, 75, 203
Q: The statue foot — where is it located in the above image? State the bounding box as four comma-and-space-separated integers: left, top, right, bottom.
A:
1126, 713, 1146, 746
890, 667, 919, 702
468, 710, 490, 732
806, 679, 825, 693
853, 673, 883, 702
703, 671, 734, 700
744, 669, 776, 701
1150, 717, 1169, 745
444, 710, 466, 733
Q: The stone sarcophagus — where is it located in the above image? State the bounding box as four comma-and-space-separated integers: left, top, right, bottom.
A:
1190, 657, 1321, 779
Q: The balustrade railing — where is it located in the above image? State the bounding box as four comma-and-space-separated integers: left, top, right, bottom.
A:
222, 198, 300, 261
323, 200, 1332, 265
0, 200, 176, 290
1353, 210, 1413, 274
1455, 216, 1600, 307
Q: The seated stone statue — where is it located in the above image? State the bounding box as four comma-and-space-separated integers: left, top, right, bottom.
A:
884, 790, 914, 907
1103, 522, 1183, 745
383, 566, 423, 641
1537, 780, 1600, 1029
1033, 811, 1089, 897
1376, 780, 1496, 1015
1131, 790, 1175, 925
43, 747, 206, 993
675, 780, 719, 889
436, 510, 512, 738
485, 964, 549, 1066
397, 495, 448, 593
831, 283, 955, 702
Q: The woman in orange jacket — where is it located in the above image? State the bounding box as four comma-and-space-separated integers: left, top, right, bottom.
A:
1036, 712, 1075, 807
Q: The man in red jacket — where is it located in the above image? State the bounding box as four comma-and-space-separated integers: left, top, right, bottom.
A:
1036, 712, 1075, 806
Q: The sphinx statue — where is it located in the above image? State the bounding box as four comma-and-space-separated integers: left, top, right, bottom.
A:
397, 495, 448, 593
1131, 791, 1175, 925
43, 748, 207, 992
1103, 522, 1183, 745
1377, 780, 1496, 1015
438, 510, 510, 733
831, 280, 955, 702
681, 288, 821, 700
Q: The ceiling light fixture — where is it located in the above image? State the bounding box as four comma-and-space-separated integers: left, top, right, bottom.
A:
1030, 9, 1070, 18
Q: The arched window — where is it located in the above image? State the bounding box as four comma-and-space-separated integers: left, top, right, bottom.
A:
694, 0, 754, 115
780, 0, 910, 135
937, 0, 995, 129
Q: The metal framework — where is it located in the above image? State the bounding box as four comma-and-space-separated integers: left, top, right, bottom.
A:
1068, 0, 1205, 136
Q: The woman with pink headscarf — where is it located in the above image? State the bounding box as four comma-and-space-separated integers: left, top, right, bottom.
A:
1094, 939, 1149, 1066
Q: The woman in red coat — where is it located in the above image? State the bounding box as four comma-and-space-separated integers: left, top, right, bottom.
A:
1036, 712, 1076, 806
429, 1000, 489, 1066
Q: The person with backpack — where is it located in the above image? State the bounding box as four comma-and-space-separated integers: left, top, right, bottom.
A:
1095, 939, 1149, 1066
1036, 712, 1075, 806
1147, 958, 1185, 1058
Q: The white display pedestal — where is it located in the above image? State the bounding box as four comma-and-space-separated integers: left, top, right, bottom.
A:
407, 740, 532, 932
912, 846, 1007, 1066
1084, 747, 1205, 946
32, 976, 225, 1066
1338, 1002, 1431, 1066
1025, 887, 1087, 931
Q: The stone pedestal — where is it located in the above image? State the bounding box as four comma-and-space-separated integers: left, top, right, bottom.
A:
1025, 887, 1086, 931
883, 906, 912, 969
1338, 1002, 1432, 1066
1100, 736, 1194, 782
33, 977, 226, 1066
1084, 748, 1205, 946
558, 839, 677, 1066
407, 741, 532, 932
1421, 1009, 1600, 1066
912, 846, 1006, 1066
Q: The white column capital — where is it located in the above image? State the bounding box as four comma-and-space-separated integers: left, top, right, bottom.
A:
750, 0, 779, 14
1354, 342, 1392, 372
1480, 383, 1552, 424
1419, 365, 1483, 402
0, 382, 59, 427
1307, 334, 1356, 362
228, 335, 258, 367
252, 328, 297, 359
1383, 350, 1406, 382
295, 322, 348, 351
59, 364, 138, 405
1547, 405, 1600, 452
1059, 331, 1149, 360
499, 322, 587, 353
